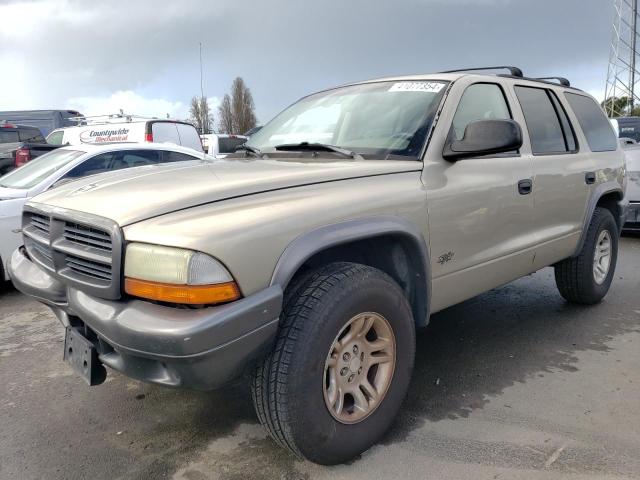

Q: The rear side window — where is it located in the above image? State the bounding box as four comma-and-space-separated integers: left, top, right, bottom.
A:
451, 83, 511, 140
176, 123, 203, 152
113, 150, 162, 170
162, 151, 199, 163
218, 137, 248, 153
151, 122, 180, 144
514, 86, 574, 154
565, 93, 618, 152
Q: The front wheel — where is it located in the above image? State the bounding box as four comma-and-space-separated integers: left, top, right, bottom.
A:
555, 207, 619, 304
251, 262, 415, 465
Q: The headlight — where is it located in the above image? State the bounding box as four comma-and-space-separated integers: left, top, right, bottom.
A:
124, 243, 241, 305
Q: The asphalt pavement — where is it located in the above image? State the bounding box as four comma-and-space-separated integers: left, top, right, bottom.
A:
1, 237, 639, 479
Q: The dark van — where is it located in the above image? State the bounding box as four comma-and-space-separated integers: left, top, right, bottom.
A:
0, 110, 84, 137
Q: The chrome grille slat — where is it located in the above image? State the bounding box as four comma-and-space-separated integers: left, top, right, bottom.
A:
65, 256, 112, 280
30, 214, 50, 234
64, 223, 112, 252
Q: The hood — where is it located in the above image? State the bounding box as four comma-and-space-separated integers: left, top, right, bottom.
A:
29, 157, 422, 226
0, 186, 29, 200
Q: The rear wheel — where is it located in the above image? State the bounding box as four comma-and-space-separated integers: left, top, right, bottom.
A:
251, 262, 415, 465
554, 207, 618, 304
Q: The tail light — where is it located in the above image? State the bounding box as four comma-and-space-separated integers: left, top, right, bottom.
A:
15, 147, 31, 168
145, 132, 153, 142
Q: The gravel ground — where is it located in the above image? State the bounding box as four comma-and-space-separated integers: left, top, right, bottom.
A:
1, 237, 639, 480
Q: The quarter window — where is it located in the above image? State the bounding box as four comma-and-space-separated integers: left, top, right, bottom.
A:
565, 93, 617, 152
514, 86, 569, 154
451, 83, 512, 141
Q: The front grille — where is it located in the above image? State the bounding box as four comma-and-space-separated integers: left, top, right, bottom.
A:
22, 207, 122, 299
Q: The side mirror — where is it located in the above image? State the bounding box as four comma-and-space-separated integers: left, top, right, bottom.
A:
443, 119, 523, 161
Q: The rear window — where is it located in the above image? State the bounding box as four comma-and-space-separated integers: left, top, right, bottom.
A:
47, 130, 65, 145
0, 130, 19, 143
565, 93, 617, 152
176, 123, 203, 152
151, 122, 180, 144
218, 137, 247, 153
19, 127, 45, 143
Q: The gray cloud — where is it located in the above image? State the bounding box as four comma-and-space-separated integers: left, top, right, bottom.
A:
0, 0, 613, 123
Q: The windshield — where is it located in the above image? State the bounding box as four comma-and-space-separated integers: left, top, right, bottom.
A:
246, 80, 448, 159
0, 149, 84, 189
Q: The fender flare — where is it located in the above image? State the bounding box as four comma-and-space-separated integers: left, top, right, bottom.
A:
573, 182, 625, 256
269, 216, 432, 327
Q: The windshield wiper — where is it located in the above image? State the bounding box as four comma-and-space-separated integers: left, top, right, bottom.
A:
274, 142, 362, 159
235, 144, 264, 157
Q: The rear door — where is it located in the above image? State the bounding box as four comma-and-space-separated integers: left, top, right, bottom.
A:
511, 85, 589, 269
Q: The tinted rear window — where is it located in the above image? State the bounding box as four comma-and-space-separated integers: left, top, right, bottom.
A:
218, 137, 247, 153
565, 93, 617, 152
515, 86, 571, 154
0, 130, 19, 143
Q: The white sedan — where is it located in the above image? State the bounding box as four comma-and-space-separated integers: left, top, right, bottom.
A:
0, 142, 210, 281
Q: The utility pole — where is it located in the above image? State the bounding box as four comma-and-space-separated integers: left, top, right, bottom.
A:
199, 42, 204, 99
605, 0, 640, 117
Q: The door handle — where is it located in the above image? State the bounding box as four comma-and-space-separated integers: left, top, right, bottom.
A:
585, 172, 596, 185
518, 179, 533, 195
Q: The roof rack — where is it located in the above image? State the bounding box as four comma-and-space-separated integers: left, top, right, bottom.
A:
68, 109, 159, 126
439, 66, 524, 77
534, 77, 571, 87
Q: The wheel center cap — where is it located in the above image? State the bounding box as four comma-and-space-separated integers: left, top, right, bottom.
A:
349, 356, 361, 374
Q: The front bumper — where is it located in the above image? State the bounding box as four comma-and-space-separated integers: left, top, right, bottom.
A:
623, 201, 640, 231
8, 247, 283, 390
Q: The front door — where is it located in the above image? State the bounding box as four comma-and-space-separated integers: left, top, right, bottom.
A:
424, 80, 536, 312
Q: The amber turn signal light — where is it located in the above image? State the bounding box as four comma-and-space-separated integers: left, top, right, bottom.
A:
124, 278, 241, 305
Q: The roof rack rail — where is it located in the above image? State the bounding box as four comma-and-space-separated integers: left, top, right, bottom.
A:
534, 77, 570, 87
67, 109, 159, 125
439, 66, 524, 77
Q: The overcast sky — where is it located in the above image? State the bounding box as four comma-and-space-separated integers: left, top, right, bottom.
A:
0, 0, 615, 126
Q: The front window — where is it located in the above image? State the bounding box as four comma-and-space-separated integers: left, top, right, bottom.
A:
0, 149, 84, 189
246, 80, 449, 159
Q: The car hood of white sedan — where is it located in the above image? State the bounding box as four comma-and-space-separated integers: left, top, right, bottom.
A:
0, 186, 29, 200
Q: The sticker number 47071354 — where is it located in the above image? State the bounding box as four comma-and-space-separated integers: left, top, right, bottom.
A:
388, 81, 445, 93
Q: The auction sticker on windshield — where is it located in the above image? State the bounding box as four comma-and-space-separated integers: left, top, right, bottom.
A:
388, 82, 445, 93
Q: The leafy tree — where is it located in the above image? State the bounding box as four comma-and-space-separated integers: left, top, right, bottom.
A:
189, 96, 214, 134
601, 96, 631, 117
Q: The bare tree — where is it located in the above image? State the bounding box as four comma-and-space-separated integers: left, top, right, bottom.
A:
231, 77, 257, 134
217, 77, 257, 134
189, 96, 214, 134
217, 94, 234, 134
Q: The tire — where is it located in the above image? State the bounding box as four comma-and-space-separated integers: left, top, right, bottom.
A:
251, 262, 415, 465
554, 207, 618, 304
